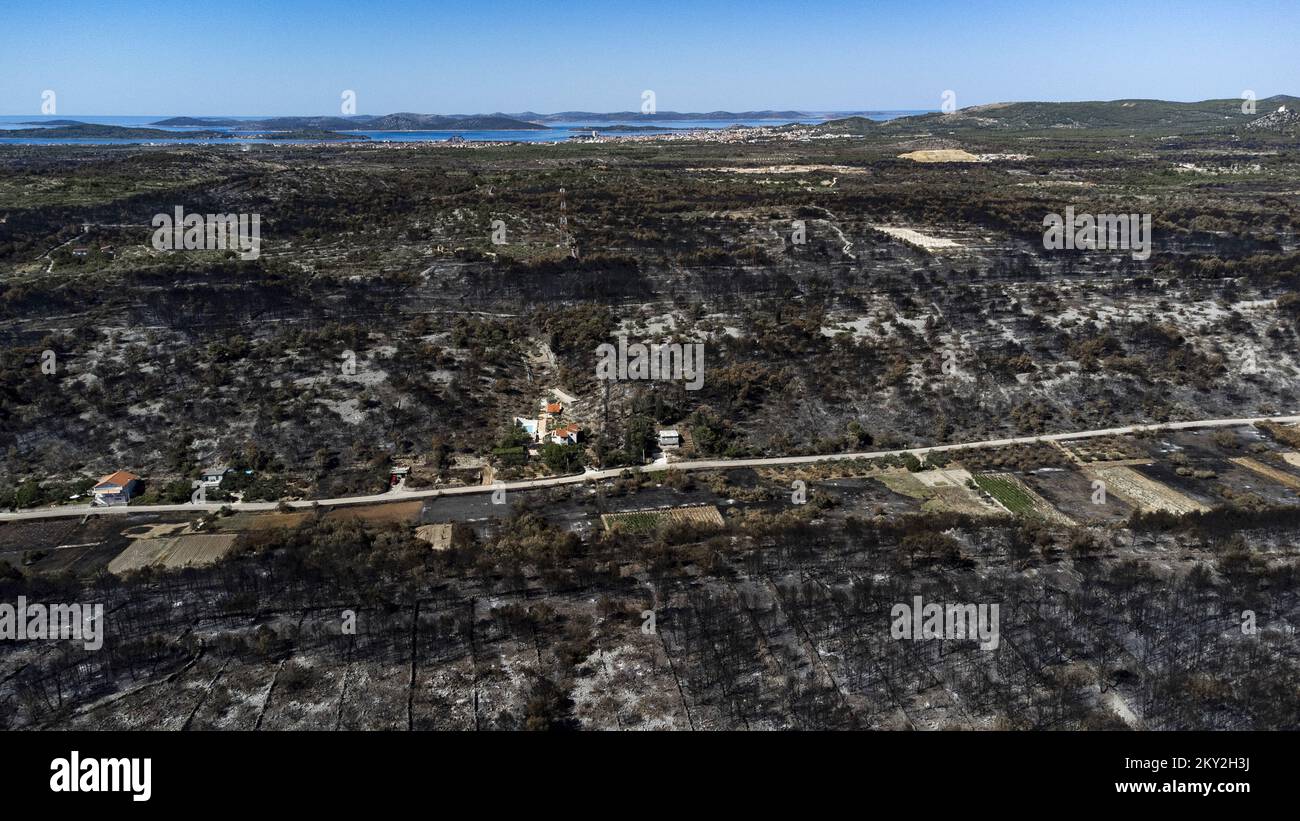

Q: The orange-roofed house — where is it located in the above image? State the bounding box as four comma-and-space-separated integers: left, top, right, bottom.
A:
544, 402, 563, 416
549, 424, 581, 446
93, 470, 141, 506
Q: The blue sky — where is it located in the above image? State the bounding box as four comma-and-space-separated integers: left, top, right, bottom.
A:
2, 0, 1297, 115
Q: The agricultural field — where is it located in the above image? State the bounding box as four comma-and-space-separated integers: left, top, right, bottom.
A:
973, 472, 1074, 525
0, 515, 131, 577
912, 466, 977, 489
214, 511, 316, 531
415, 523, 454, 550
872, 470, 932, 501
956, 444, 1073, 473
107, 533, 239, 574
757, 458, 890, 483
325, 500, 424, 524
1257, 421, 1300, 450
1085, 465, 1209, 515
1059, 436, 1151, 464
1231, 456, 1300, 492
876, 468, 1001, 517
817, 476, 923, 518
601, 504, 725, 533
1131, 462, 1224, 509
1017, 467, 1133, 524
1187, 458, 1300, 509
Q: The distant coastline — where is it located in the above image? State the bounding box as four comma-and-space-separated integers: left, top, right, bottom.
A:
2, 98, 1287, 146
0, 110, 925, 145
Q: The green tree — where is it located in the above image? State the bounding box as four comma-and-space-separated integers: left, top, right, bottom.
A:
540, 443, 584, 473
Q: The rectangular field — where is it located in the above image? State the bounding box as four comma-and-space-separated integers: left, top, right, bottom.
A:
1020, 467, 1134, 524
1231, 456, 1300, 492
108, 533, 239, 574
216, 511, 315, 532
973, 473, 1074, 525
875, 469, 1001, 517
601, 505, 725, 533
325, 500, 424, 524
1085, 465, 1209, 515
1059, 436, 1150, 464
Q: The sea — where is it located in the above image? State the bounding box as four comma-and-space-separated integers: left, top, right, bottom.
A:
0, 113, 927, 145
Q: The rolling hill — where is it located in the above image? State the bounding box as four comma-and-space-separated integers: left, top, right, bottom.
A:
882, 95, 1300, 134
151, 114, 548, 131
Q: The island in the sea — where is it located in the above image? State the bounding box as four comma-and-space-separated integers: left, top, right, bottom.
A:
3, 123, 229, 139
4, 122, 369, 141
151, 113, 550, 131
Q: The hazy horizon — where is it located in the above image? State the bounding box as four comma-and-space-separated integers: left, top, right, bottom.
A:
3, 93, 1295, 120
2, 109, 926, 118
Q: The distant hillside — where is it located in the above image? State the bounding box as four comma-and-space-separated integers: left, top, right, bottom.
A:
121, 99, 1300, 138
17, 119, 89, 126
1243, 103, 1300, 133
151, 113, 546, 131
806, 116, 880, 135
2, 123, 364, 141
240, 116, 365, 130
152, 117, 242, 127
885, 95, 1300, 134
364, 113, 548, 130
2, 124, 227, 139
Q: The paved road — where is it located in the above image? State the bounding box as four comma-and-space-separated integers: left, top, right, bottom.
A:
4, 414, 1298, 522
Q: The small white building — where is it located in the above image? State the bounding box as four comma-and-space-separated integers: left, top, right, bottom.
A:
199, 466, 229, 487
550, 424, 581, 446
658, 429, 681, 448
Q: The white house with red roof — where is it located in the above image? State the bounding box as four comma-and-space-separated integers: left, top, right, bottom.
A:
92, 470, 140, 506
549, 424, 581, 446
